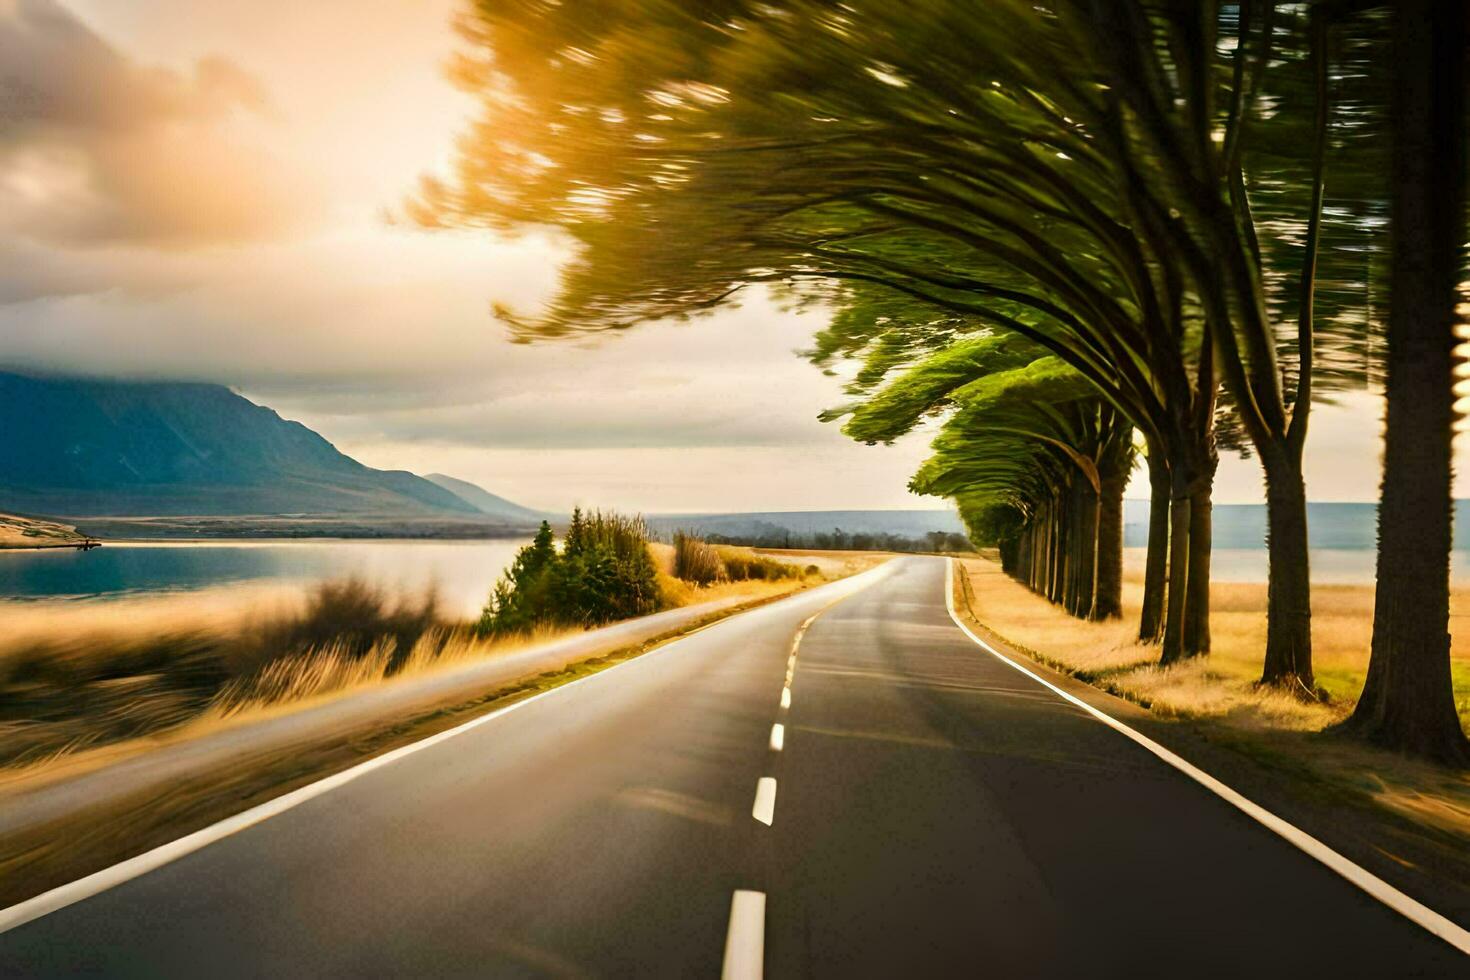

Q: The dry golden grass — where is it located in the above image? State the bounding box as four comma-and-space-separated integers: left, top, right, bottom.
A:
0, 581, 469, 770
0, 617, 574, 796
0, 550, 824, 787
752, 547, 889, 579
956, 554, 1470, 842
651, 540, 823, 607
958, 556, 1470, 731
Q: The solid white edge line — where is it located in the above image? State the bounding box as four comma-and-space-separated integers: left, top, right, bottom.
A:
752, 777, 777, 826
944, 559, 1470, 956
0, 564, 896, 937
769, 723, 785, 752
721, 889, 766, 980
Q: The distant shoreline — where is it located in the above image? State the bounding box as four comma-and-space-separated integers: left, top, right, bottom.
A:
59, 515, 539, 543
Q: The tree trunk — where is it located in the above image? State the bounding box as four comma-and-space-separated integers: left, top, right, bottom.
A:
1139, 453, 1170, 642
1095, 463, 1127, 620
1260, 443, 1315, 691
1058, 499, 1070, 605
1074, 478, 1099, 619
1051, 497, 1066, 605
1028, 513, 1040, 592
999, 537, 1019, 576
1064, 484, 1079, 613
1183, 478, 1213, 657
1342, 0, 1470, 765
1160, 488, 1191, 664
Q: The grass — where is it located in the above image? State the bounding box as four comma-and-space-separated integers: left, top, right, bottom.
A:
0, 550, 870, 907
672, 531, 726, 585
0, 545, 829, 779
0, 580, 836, 908
0, 579, 481, 770
954, 554, 1470, 849
669, 531, 810, 587
956, 557, 1470, 733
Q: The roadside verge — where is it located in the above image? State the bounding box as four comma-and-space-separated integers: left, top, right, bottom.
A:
947, 559, 1470, 956
0, 563, 888, 913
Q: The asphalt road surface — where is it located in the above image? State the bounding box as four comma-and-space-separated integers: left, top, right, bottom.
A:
1, 557, 1464, 977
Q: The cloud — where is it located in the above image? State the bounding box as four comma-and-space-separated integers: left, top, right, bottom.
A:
0, 0, 310, 247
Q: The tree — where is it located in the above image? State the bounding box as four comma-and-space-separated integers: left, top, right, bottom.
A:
1338, 0, 1470, 764
811, 298, 1151, 626
835, 338, 1135, 620
477, 520, 558, 635
478, 512, 662, 634
423, 1, 1386, 679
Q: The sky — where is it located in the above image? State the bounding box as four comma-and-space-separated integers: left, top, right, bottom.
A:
0, 0, 1417, 513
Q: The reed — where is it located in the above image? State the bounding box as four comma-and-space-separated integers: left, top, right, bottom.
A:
673, 531, 727, 585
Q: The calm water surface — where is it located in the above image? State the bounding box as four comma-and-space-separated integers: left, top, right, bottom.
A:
9, 543, 1468, 617
0, 539, 532, 617
1127, 547, 1470, 585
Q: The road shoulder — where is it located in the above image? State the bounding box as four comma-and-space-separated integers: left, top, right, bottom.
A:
948, 558, 1470, 940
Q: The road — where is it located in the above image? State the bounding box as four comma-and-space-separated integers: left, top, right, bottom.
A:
1, 557, 1464, 977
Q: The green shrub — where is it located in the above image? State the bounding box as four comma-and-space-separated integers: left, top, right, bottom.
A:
478, 510, 663, 636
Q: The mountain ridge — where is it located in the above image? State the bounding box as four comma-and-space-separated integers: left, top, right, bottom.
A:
0, 372, 492, 518
423, 473, 548, 523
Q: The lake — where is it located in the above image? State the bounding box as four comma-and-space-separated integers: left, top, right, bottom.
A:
1129, 547, 1470, 585
7, 542, 1469, 617
0, 539, 532, 618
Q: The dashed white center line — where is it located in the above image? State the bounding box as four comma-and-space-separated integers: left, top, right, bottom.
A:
752, 777, 777, 825
769, 723, 785, 752
779, 687, 791, 710
721, 889, 766, 979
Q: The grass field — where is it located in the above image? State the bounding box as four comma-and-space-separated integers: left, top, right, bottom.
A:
0, 544, 852, 784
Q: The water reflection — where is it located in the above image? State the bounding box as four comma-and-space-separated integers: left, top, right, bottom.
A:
0, 539, 532, 617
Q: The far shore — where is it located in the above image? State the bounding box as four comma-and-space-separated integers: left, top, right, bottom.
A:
0, 513, 93, 551
35, 514, 540, 543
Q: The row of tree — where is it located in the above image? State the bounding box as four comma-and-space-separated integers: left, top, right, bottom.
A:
423, 1, 1468, 764
699, 529, 972, 554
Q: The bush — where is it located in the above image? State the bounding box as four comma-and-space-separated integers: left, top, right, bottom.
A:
673, 531, 727, 585
477, 510, 663, 636
717, 546, 802, 582
0, 578, 456, 767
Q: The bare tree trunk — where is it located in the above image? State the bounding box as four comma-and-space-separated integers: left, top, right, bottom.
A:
1139, 452, 1170, 641
1183, 476, 1213, 656
1064, 483, 1077, 612
1048, 499, 1063, 603
1160, 485, 1191, 664
999, 536, 1019, 576
1027, 523, 1038, 591
1260, 443, 1315, 691
1074, 477, 1099, 619
1095, 462, 1127, 620
1342, 0, 1470, 765
1064, 483, 1079, 613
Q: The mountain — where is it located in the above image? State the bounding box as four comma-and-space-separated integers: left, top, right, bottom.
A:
0, 371, 480, 517
423, 473, 546, 523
